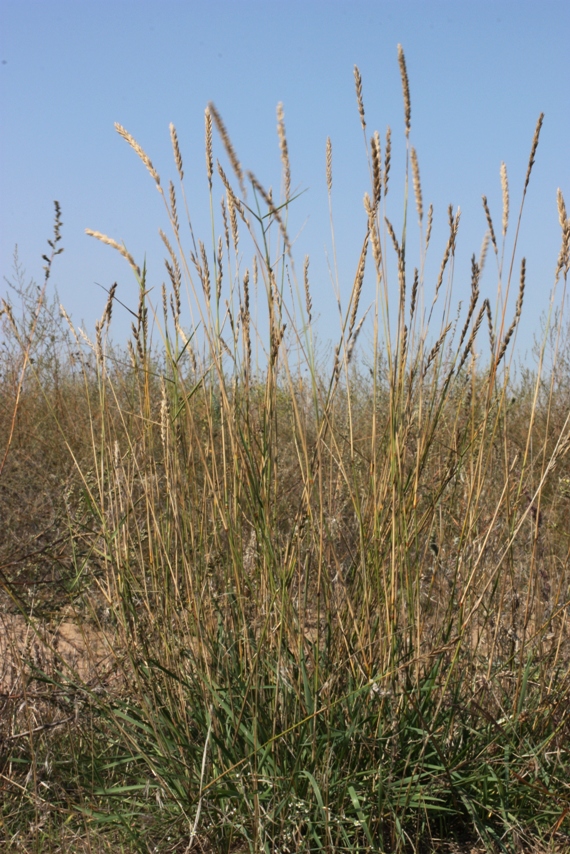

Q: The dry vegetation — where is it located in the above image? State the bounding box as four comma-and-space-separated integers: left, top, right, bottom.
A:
1, 49, 570, 853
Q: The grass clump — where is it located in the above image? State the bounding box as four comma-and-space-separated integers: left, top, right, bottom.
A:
1, 47, 570, 853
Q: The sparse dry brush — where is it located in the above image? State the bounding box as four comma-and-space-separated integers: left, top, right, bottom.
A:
1, 47, 570, 854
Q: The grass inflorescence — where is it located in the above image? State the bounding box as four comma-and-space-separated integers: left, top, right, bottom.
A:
1, 48, 570, 853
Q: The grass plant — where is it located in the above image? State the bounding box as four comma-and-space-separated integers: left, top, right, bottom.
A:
1, 48, 570, 853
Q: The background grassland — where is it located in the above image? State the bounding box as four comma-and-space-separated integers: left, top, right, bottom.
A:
1, 53, 570, 853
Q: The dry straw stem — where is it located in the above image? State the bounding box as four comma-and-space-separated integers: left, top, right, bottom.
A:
353, 65, 366, 132
208, 102, 246, 197
397, 44, 411, 138
410, 146, 423, 224
85, 230, 141, 279
326, 137, 333, 193
500, 162, 509, 238
114, 123, 161, 190
169, 123, 184, 182
277, 102, 291, 202
204, 108, 213, 190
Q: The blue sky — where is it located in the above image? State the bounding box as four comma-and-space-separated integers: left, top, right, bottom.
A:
1, 0, 568, 360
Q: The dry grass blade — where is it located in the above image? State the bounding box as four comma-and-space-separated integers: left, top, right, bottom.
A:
85, 229, 141, 278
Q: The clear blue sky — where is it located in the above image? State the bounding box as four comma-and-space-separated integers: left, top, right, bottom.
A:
1, 0, 568, 359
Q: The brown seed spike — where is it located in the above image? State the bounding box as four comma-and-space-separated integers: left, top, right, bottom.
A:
397, 45, 411, 138
482, 196, 498, 256
410, 146, 423, 224
425, 204, 433, 252
371, 131, 381, 208
277, 102, 291, 202
500, 162, 509, 238
496, 258, 526, 366
384, 127, 392, 196
205, 108, 213, 190
208, 102, 246, 197
85, 229, 141, 279
523, 113, 544, 195
115, 123, 161, 190
169, 123, 184, 182
354, 66, 366, 132
303, 256, 312, 323
326, 137, 333, 193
